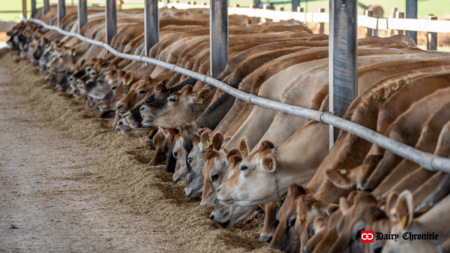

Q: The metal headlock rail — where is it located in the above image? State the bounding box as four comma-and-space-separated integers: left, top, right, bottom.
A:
24, 7, 450, 173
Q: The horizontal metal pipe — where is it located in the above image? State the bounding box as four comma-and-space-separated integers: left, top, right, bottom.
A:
25, 17, 450, 173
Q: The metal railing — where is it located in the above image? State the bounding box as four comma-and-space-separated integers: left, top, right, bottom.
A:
24, 16, 450, 173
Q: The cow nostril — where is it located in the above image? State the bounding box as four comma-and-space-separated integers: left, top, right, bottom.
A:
210, 215, 214, 221
118, 121, 123, 125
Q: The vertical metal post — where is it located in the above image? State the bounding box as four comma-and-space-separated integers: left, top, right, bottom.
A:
254, 0, 261, 8
328, 0, 335, 149
292, 0, 300, 13
78, 0, 88, 31
106, 0, 118, 45
406, 0, 418, 43
297, 7, 304, 12
396, 12, 404, 35
318, 8, 325, 34
43, 0, 50, 15
22, 0, 27, 19
58, 0, 66, 27
388, 7, 397, 36
210, 0, 229, 77
427, 15, 438, 51
365, 10, 373, 37
145, 0, 159, 57
31, 0, 37, 17
329, 0, 358, 149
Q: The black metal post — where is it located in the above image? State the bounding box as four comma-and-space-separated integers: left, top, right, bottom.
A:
43, 0, 50, 15
210, 0, 229, 77
365, 10, 373, 37
427, 15, 438, 51
319, 7, 325, 34
328, 0, 358, 148
406, 0, 418, 43
31, 0, 37, 17
78, 0, 88, 31
292, 0, 300, 13
145, 0, 159, 57
58, 0, 66, 27
106, 0, 117, 44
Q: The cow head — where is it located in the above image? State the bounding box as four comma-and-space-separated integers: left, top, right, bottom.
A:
328, 191, 388, 253
217, 140, 277, 206
325, 154, 384, 192
98, 72, 133, 112
116, 75, 155, 114
269, 184, 305, 253
48, 45, 76, 73
210, 198, 259, 228
173, 134, 188, 183
140, 85, 211, 128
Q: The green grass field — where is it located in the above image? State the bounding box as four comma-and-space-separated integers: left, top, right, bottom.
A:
0, 0, 448, 21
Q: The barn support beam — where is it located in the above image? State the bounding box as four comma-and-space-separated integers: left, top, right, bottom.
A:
22, 0, 27, 19
57, 0, 66, 27
406, 0, 418, 44
210, 0, 229, 77
31, 0, 37, 18
292, 0, 300, 13
427, 15, 438, 51
328, 0, 358, 149
144, 0, 159, 57
106, 0, 117, 44
43, 0, 50, 16
78, 0, 88, 31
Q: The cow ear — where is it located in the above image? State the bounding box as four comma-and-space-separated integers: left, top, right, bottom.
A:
204, 150, 219, 161
212, 132, 224, 151
227, 155, 242, 167
124, 72, 133, 85
258, 141, 275, 153
385, 192, 399, 220
325, 168, 354, 189
326, 203, 340, 216
339, 197, 350, 215
288, 183, 306, 197
239, 138, 249, 158
197, 128, 207, 136
226, 148, 241, 160
395, 190, 413, 230
141, 75, 152, 82
261, 156, 277, 173
200, 129, 213, 150
194, 88, 210, 104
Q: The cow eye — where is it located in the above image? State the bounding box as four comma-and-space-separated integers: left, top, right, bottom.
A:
211, 174, 219, 181
86, 67, 91, 71
288, 217, 296, 227
138, 90, 146, 94
169, 97, 176, 102
173, 151, 178, 158
240, 165, 248, 172
59, 55, 63, 58
111, 86, 117, 90
97, 80, 103, 84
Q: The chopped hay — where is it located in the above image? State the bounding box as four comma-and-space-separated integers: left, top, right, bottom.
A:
0, 49, 279, 253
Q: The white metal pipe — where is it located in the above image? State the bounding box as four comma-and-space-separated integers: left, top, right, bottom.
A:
25, 17, 450, 173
